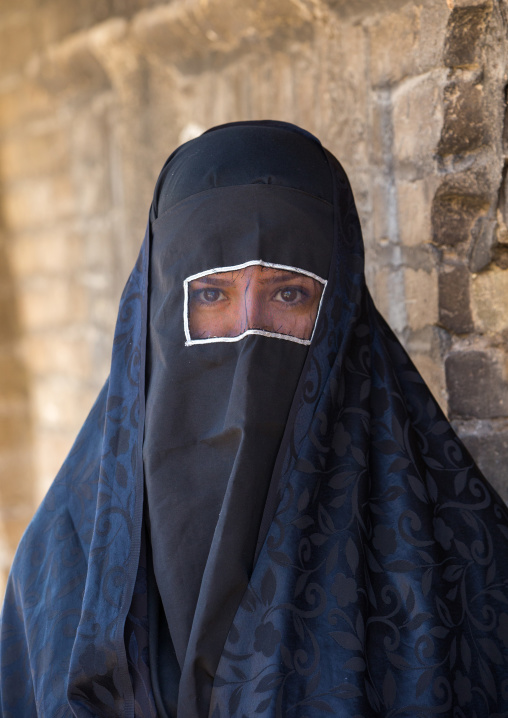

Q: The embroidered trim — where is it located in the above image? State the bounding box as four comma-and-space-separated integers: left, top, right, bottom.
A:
183, 260, 327, 347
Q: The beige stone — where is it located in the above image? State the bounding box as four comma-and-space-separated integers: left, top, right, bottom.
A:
471, 267, 508, 334
0, 14, 38, 75
397, 178, 434, 247
371, 181, 391, 242
88, 292, 119, 333
447, 0, 493, 7
32, 376, 97, 432
18, 278, 87, 331
81, 220, 118, 271
71, 111, 113, 217
7, 230, 82, 278
392, 71, 445, 178
21, 331, 93, 380
0, 452, 34, 507
2, 175, 75, 231
373, 266, 408, 335
0, 352, 29, 401
0, 128, 71, 183
366, 5, 422, 87
404, 268, 439, 330
0, 78, 53, 132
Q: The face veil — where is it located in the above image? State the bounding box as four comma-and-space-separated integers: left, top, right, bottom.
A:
3, 121, 508, 718
143, 122, 335, 716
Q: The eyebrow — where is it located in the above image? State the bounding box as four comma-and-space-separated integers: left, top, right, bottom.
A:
189, 269, 320, 288
256, 272, 317, 285
189, 275, 238, 287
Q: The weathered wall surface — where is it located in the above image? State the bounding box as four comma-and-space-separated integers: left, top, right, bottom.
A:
0, 0, 507, 595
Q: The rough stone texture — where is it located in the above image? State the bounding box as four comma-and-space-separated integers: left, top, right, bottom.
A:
471, 267, 508, 333
0, 0, 507, 595
443, 5, 492, 68
460, 426, 508, 497
446, 350, 508, 418
438, 264, 474, 334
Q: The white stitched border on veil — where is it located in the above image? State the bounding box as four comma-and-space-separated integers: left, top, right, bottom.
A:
183, 260, 327, 347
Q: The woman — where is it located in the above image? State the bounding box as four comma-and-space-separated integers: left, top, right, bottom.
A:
2, 120, 508, 717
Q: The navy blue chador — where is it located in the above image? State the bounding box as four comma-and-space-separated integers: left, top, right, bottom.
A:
2, 121, 508, 718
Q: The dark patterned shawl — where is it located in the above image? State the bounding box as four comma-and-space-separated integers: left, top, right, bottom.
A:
2, 121, 508, 718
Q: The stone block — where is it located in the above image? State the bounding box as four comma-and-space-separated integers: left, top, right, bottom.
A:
0, 414, 32, 460
460, 430, 508, 496
71, 111, 113, 217
36, 0, 142, 47
0, 511, 34, 552
2, 175, 75, 231
372, 266, 407, 335
397, 178, 433, 247
88, 292, 118, 334
0, 509, 35, 603
0, 14, 38, 75
404, 268, 438, 331
131, 0, 314, 68
366, 6, 420, 87
469, 215, 496, 272
438, 80, 490, 156
392, 72, 444, 177
18, 278, 87, 331
0, 284, 22, 342
35, 38, 110, 100
0, 447, 34, 505
371, 182, 390, 242
32, 376, 97, 433
0, 0, 37, 14
8, 230, 81, 278
497, 167, 508, 236
369, 98, 387, 169
438, 263, 474, 334
444, 5, 491, 68
471, 267, 508, 334
0, 129, 72, 183
447, 0, 493, 6
431, 184, 490, 247
0, 79, 53, 133
446, 350, 508, 419
21, 331, 93, 381
81, 221, 117, 274
0, 353, 30, 401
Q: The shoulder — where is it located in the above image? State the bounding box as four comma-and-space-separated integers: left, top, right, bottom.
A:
0, 380, 108, 716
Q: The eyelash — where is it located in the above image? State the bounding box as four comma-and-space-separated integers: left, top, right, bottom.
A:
190, 284, 312, 306
272, 286, 310, 305
190, 288, 227, 305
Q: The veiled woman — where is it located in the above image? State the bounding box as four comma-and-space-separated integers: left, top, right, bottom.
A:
2, 120, 508, 718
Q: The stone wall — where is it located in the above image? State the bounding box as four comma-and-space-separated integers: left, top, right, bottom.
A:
0, 0, 507, 595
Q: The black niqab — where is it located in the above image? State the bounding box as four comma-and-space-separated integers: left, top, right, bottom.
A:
143, 122, 334, 716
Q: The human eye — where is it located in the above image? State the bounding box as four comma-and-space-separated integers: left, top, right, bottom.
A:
191, 287, 227, 305
273, 286, 309, 305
